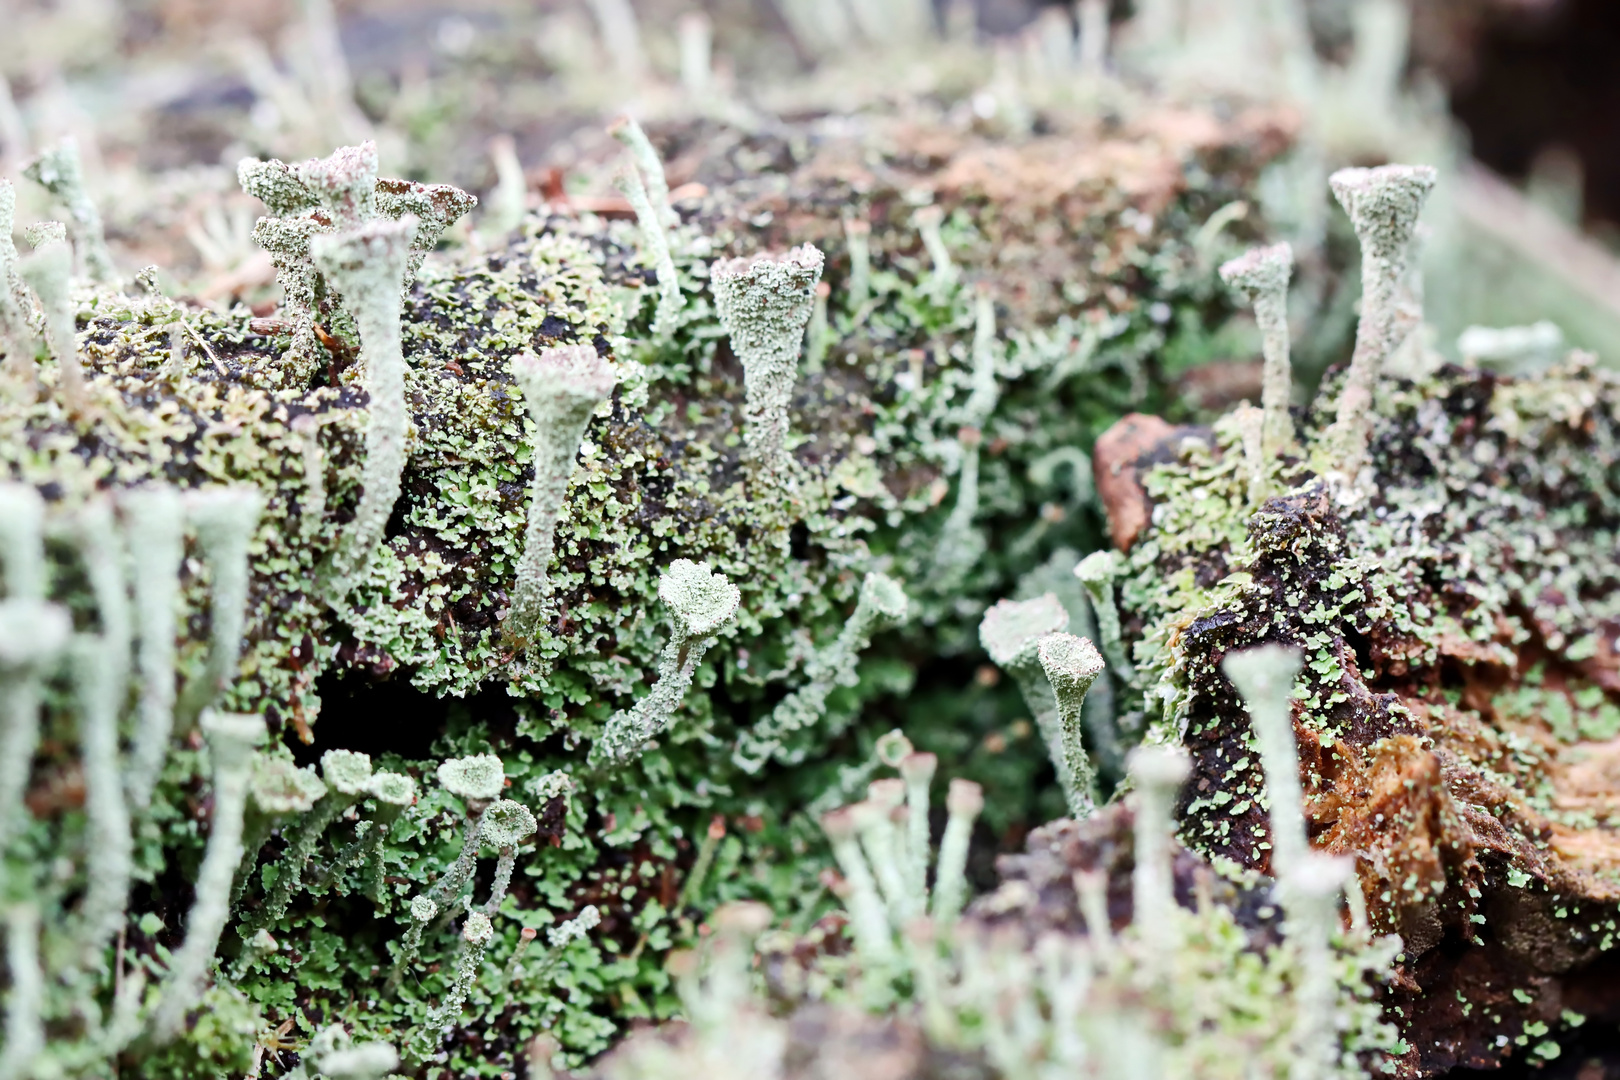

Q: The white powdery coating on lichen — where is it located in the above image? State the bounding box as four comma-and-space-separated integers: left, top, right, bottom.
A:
437, 753, 505, 802
506, 345, 617, 640
23, 138, 115, 283
711, 244, 825, 480
658, 559, 742, 638
979, 593, 1069, 669
368, 770, 417, 806
479, 798, 538, 848
250, 758, 328, 815
1222, 644, 1308, 880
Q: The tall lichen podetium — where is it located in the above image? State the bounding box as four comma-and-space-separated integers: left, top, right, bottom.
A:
589, 560, 741, 768
310, 216, 418, 601
1218, 242, 1295, 462
0, 599, 69, 871
119, 485, 186, 815
176, 486, 264, 727
149, 710, 267, 1043
732, 571, 908, 772
979, 594, 1084, 809
934, 289, 1000, 586
1036, 632, 1107, 817
422, 756, 510, 913
710, 245, 826, 496
614, 163, 682, 338
1221, 644, 1308, 881
0, 180, 37, 399
1323, 164, 1437, 484
818, 804, 896, 965
1127, 744, 1190, 949
609, 115, 677, 230
22, 137, 116, 284
505, 345, 617, 643
1282, 853, 1357, 1080
18, 221, 87, 414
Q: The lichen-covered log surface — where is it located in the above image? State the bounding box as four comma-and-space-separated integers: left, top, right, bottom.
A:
1104, 358, 1620, 1075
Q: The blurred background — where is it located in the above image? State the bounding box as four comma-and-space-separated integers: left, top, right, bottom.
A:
3, 0, 1617, 365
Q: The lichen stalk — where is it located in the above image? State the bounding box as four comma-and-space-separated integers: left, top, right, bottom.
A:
590, 560, 740, 768
0, 903, 44, 1080
119, 486, 185, 814
1325, 164, 1437, 480
68, 632, 134, 970
18, 232, 85, 413
311, 217, 417, 597
1218, 242, 1295, 459
244, 750, 369, 937
1036, 632, 1106, 817
734, 570, 907, 771
930, 778, 983, 928
412, 912, 495, 1063
23, 138, 116, 283
176, 486, 264, 726
1074, 550, 1135, 684
1282, 854, 1355, 1080
150, 710, 266, 1042
1127, 745, 1190, 936
855, 784, 916, 921
1221, 644, 1307, 880
912, 205, 956, 289
898, 752, 937, 908
0, 181, 35, 401
387, 895, 438, 990
843, 216, 872, 313
710, 245, 826, 485
505, 345, 616, 642
0, 601, 68, 866
979, 594, 1076, 805
609, 117, 677, 230
614, 165, 682, 338
819, 806, 895, 963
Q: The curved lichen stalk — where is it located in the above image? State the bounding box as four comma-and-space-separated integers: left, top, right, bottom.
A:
310, 216, 418, 600
149, 710, 266, 1042
711, 245, 825, 489
23, 138, 116, 284
614, 164, 683, 337
733, 571, 908, 771
1074, 550, 1135, 685
589, 560, 741, 768
505, 345, 617, 643
176, 486, 264, 726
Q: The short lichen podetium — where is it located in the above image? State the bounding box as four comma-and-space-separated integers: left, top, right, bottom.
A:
1036, 632, 1107, 818
388, 894, 438, 990
733, 571, 908, 771
150, 710, 267, 1043
1218, 242, 1295, 462
411, 911, 496, 1064
239, 750, 370, 940
176, 486, 264, 726
357, 771, 417, 903
477, 798, 538, 916
1323, 164, 1437, 483
614, 163, 682, 337
18, 222, 86, 414
711, 245, 826, 493
236, 758, 327, 906
118, 486, 186, 816
23, 138, 116, 284
589, 560, 741, 768
505, 345, 617, 644
427, 756, 510, 910
1126, 744, 1191, 943
979, 593, 1078, 807
1074, 550, 1135, 685
309, 216, 418, 601
1221, 644, 1308, 880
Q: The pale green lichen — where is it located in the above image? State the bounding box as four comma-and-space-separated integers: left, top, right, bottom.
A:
23, 138, 115, 284
1036, 631, 1107, 816
506, 344, 617, 642
1219, 242, 1295, 460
